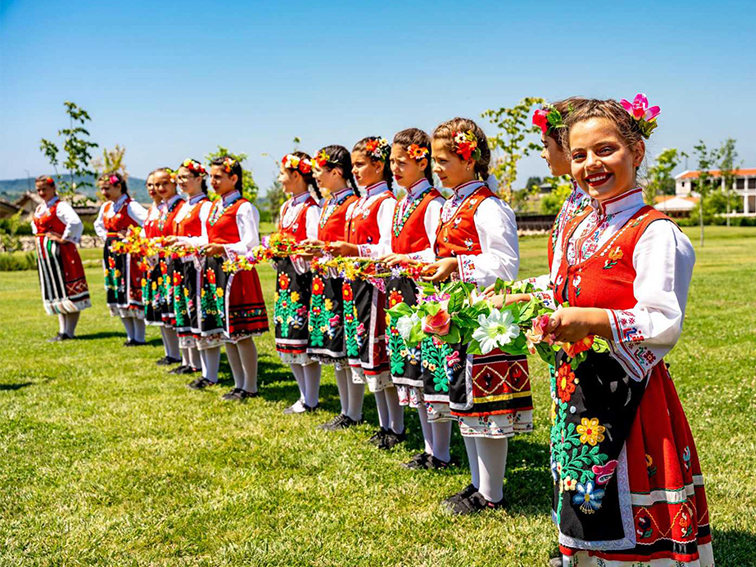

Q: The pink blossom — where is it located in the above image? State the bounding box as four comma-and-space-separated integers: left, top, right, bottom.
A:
422, 309, 451, 336
620, 93, 661, 122
446, 350, 460, 367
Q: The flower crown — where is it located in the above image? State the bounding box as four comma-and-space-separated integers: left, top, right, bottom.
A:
532, 105, 566, 136
452, 130, 481, 161
314, 149, 332, 168
282, 153, 313, 174
364, 137, 391, 162
620, 93, 660, 139
109, 174, 120, 185
221, 157, 237, 174
182, 158, 207, 176
407, 144, 429, 161
162, 168, 177, 182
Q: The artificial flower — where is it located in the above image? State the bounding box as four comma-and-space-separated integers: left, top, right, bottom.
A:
471, 309, 521, 354
556, 363, 576, 403
561, 335, 594, 358
396, 313, 421, 343
532, 109, 550, 134
452, 130, 481, 161
525, 314, 551, 354
109, 174, 119, 185
421, 308, 451, 336
619, 93, 660, 139
407, 144, 429, 160
364, 137, 390, 161
282, 154, 312, 174
314, 149, 331, 168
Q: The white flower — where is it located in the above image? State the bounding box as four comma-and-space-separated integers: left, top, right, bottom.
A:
397, 313, 421, 343
472, 309, 521, 354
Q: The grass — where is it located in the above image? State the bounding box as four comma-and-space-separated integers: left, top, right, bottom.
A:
0, 226, 754, 566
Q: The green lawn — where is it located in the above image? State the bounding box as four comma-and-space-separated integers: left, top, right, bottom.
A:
1, 227, 754, 566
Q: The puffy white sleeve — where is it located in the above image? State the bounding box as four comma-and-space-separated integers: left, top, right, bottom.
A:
408, 196, 443, 263
30, 212, 38, 235
128, 201, 148, 226
457, 197, 520, 289
94, 204, 108, 240
358, 197, 396, 258
223, 201, 260, 257
178, 201, 213, 247
605, 220, 695, 381
306, 204, 320, 240
56, 201, 83, 244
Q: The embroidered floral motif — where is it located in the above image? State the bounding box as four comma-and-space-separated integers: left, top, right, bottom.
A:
393, 187, 432, 238
592, 460, 618, 485
645, 454, 657, 477
636, 515, 653, 539
200, 268, 225, 329
572, 481, 605, 514
421, 336, 457, 393
275, 275, 306, 339
556, 363, 576, 403
386, 289, 408, 375
602, 246, 623, 269
577, 417, 606, 446
342, 282, 360, 357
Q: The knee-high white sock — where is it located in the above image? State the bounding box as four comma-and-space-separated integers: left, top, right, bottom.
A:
236, 337, 259, 393
463, 435, 480, 489
121, 316, 135, 341
180, 347, 190, 366
161, 327, 180, 359
224, 342, 244, 389
373, 389, 389, 429
188, 346, 200, 369
133, 318, 146, 343
201, 346, 221, 382
290, 363, 306, 401
416, 401, 434, 455
432, 420, 453, 463
303, 362, 321, 408
384, 386, 405, 434
476, 437, 508, 502
346, 369, 365, 421
58, 314, 67, 334
334, 366, 350, 415
64, 312, 81, 337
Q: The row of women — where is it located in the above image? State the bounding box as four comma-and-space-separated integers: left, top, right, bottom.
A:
31, 98, 713, 566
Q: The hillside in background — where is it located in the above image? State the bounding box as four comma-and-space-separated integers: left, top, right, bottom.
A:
0, 175, 148, 202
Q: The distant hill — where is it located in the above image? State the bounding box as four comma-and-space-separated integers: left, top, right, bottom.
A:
0, 175, 149, 202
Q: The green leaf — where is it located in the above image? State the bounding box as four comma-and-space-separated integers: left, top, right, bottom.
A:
387, 303, 413, 318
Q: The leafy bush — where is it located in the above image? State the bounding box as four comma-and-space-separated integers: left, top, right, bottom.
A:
0, 251, 36, 271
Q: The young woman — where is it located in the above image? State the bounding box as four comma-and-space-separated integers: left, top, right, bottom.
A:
424, 118, 531, 514
31, 175, 91, 340
543, 98, 711, 567
199, 156, 269, 401
94, 172, 148, 345
166, 159, 221, 389
301, 146, 360, 430
380, 128, 447, 463
328, 136, 400, 448
275, 152, 322, 414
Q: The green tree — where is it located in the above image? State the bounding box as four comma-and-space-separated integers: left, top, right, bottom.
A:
693, 141, 716, 246
539, 176, 574, 215
482, 96, 545, 202
204, 146, 259, 202
643, 148, 685, 205
39, 101, 99, 198
718, 138, 740, 226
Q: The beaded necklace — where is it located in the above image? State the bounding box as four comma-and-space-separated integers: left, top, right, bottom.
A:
208, 192, 242, 226
392, 186, 432, 238
319, 190, 353, 229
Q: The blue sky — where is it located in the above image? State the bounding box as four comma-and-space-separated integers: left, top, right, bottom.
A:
1, 0, 754, 194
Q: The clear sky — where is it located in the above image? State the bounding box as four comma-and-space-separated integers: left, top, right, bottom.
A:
1, 0, 755, 194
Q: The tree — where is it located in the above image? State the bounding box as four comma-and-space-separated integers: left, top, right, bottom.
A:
718, 138, 740, 227
91, 144, 128, 180
539, 176, 574, 215
693, 141, 716, 247
204, 145, 259, 202
39, 101, 99, 199
524, 176, 543, 191
482, 96, 545, 202
643, 148, 685, 205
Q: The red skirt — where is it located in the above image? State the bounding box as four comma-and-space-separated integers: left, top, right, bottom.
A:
226, 268, 269, 338
35, 236, 91, 314
561, 363, 712, 564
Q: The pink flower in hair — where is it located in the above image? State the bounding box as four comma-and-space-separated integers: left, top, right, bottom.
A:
620, 93, 660, 122
109, 174, 119, 185
532, 109, 550, 134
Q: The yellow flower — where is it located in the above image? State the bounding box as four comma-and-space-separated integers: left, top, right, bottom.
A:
560, 476, 577, 491
550, 401, 557, 424
343, 263, 357, 281
324, 298, 334, 312
608, 246, 623, 261
140, 278, 146, 287
290, 291, 300, 302
216, 288, 225, 298
157, 277, 163, 286
274, 292, 279, 302
184, 288, 190, 296
577, 417, 605, 446
114, 270, 121, 278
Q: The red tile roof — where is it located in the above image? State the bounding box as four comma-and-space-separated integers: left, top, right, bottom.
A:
677, 168, 756, 179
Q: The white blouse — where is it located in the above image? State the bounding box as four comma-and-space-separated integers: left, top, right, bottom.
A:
394, 178, 444, 263
554, 188, 696, 381
94, 194, 148, 239
346, 181, 396, 259
31, 197, 84, 244
175, 194, 213, 247
443, 180, 520, 288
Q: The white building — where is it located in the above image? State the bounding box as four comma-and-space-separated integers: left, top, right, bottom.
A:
675, 168, 756, 215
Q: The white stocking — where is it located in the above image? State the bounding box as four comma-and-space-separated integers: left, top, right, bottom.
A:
476, 437, 508, 503
463, 435, 480, 489
236, 337, 258, 394
58, 314, 67, 334
302, 362, 321, 408
416, 401, 434, 455
161, 327, 180, 359
290, 363, 306, 401
188, 346, 201, 370
432, 420, 453, 463
133, 319, 146, 343
180, 347, 190, 366
384, 386, 404, 434
64, 312, 80, 337
346, 369, 364, 421
224, 342, 245, 389
373, 389, 389, 429
200, 346, 221, 382
334, 366, 350, 415
121, 317, 135, 341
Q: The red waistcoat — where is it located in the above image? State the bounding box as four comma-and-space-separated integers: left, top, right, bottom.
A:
554, 205, 672, 310
103, 198, 141, 234
346, 192, 396, 245
318, 192, 359, 241
143, 205, 161, 239
391, 188, 443, 254
175, 198, 209, 238
33, 201, 67, 235
435, 186, 496, 257
159, 198, 185, 237
278, 196, 318, 241
207, 198, 247, 244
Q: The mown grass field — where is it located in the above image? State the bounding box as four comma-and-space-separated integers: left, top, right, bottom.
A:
1, 227, 754, 566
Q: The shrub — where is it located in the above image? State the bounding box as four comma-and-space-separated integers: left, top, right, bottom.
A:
0, 251, 37, 271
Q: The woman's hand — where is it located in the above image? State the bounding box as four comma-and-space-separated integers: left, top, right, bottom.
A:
546, 307, 611, 343
423, 257, 459, 282
297, 238, 325, 259
163, 235, 178, 245
379, 253, 416, 267
327, 241, 359, 257
46, 232, 66, 244
201, 243, 226, 256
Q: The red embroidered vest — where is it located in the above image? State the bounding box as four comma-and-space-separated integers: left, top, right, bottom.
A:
207, 198, 247, 244
33, 201, 66, 236
159, 199, 185, 237
554, 205, 672, 310
391, 189, 443, 254
103, 198, 140, 234
346, 192, 396, 245
278, 196, 317, 241
435, 186, 496, 257
175, 199, 209, 238
143, 205, 161, 238
318, 192, 359, 241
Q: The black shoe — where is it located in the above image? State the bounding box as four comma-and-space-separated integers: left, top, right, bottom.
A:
125, 340, 147, 347
401, 452, 432, 469
221, 388, 244, 401
443, 491, 506, 515
239, 390, 258, 401
428, 456, 452, 470
188, 377, 217, 390
169, 365, 195, 375
303, 402, 319, 412
441, 483, 478, 507
48, 332, 72, 342
157, 356, 181, 366
318, 414, 347, 431
378, 429, 407, 450
369, 427, 388, 446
